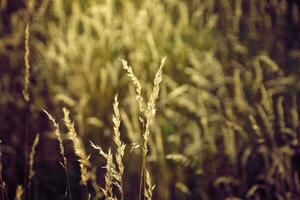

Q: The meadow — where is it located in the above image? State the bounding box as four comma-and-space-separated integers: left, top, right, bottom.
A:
0, 0, 300, 199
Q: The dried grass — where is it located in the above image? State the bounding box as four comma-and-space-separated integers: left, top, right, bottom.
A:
23, 23, 30, 102
90, 94, 126, 200
44, 110, 72, 200
28, 134, 40, 188
63, 108, 90, 186
15, 185, 24, 200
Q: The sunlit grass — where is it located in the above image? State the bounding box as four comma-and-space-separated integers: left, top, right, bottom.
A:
0, 0, 299, 199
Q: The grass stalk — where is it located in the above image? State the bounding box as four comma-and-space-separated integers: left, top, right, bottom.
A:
28, 133, 40, 197
23, 23, 31, 200
122, 57, 166, 200
43, 110, 72, 200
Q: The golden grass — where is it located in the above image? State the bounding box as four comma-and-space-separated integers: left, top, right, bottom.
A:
28, 134, 40, 188
121, 57, 166, 200
90, 143, 115, 199
43, 110, 72, 200
23, 23, 30, 102
112, 95, 126, 200
63, 108, 90, 186
121, 59, 146, 113
15, 185, 24, 200
144, 169, 154, 200
1, 0, 299, 199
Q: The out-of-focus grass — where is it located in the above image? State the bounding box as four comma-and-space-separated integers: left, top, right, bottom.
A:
0, 0, 300, 199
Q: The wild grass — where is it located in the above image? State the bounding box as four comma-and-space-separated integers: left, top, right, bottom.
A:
121, 57, 166, 200
89, 56, 165, 199
28, 133, 39, 189
23, 23, 30, 102
15, 185, 24, 200
63, 107, 103, 199
144, 170, 154, 200
63, 108, 90, 187
43, 110, 72, 200
90, 95, 125, 200
0, 0, 299, 199
111, 95, 126, 200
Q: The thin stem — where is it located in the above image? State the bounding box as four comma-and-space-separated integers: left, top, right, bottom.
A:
138, 155, 145, 200
24, 100, 29, 200
23, 22, 31, 200
64, 164, 72, 200
143, 152, 147, 200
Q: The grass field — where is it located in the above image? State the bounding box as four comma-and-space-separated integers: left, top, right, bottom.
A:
0, 0, 300, 199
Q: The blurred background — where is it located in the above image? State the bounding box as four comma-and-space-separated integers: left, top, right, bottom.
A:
0, 0, 300, 199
